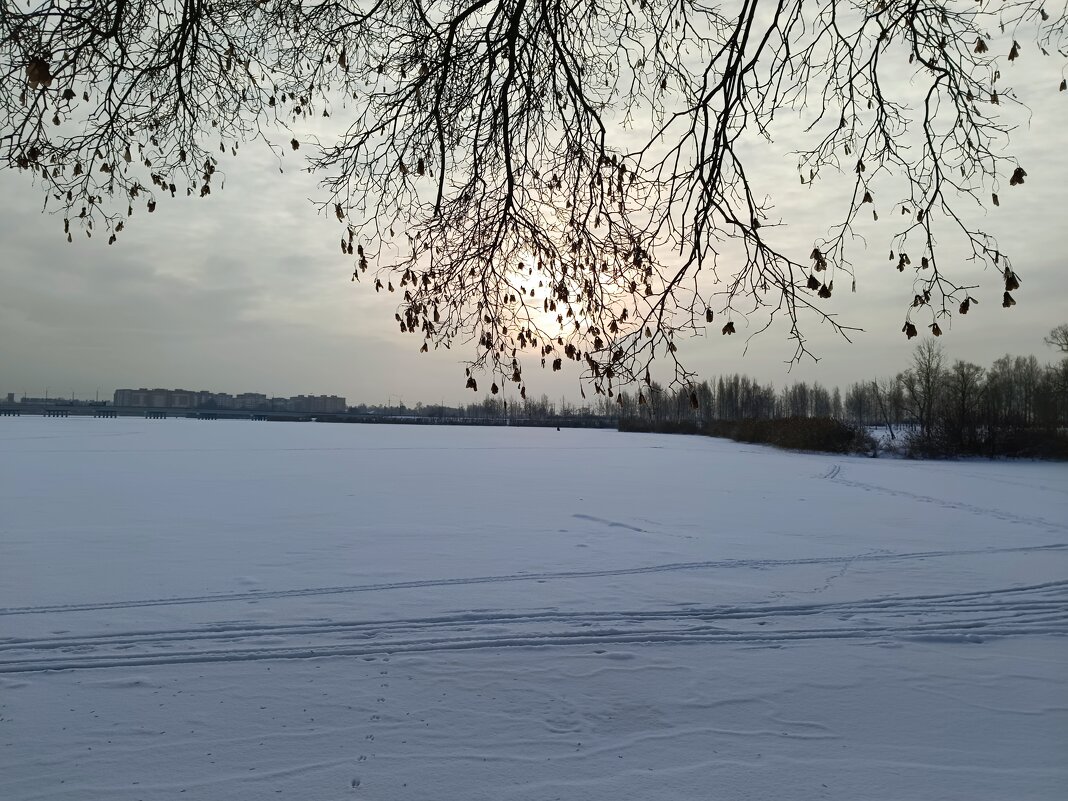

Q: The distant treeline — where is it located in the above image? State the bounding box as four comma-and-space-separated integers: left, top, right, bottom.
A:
347, 338, 1067, 459
617, 340, 1068, 458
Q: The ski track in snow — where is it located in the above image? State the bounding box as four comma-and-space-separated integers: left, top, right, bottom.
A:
3, 542, 1067, 618
820, 463, 1068, 533
2, 580, 1065, 674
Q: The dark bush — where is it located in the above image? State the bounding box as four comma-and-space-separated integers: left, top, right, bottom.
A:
618, 418, 703, 435
619, 416, 875, 454
709, 417, 874, 454
902, 428, 955, 459
903, 424, 1068, 459
983, 428, 1068, 459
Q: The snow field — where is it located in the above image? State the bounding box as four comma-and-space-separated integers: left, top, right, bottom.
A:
1, 418, 1065, 800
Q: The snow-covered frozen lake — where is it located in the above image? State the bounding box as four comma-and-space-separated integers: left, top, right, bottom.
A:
1, 417, 1065, 800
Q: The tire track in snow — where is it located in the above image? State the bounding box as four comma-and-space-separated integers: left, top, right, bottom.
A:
3, 543, 1067, 617
2, 581, 1065, 673
821, 464, 1068, 533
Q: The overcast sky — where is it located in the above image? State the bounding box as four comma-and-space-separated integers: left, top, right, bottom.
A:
2, 47, 1066, 407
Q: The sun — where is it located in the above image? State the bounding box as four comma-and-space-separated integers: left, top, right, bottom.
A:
494, 250, 640, 372
500, 261, 601, 352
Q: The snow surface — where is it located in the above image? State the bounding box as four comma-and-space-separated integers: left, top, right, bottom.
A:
1, 417, 1065, 800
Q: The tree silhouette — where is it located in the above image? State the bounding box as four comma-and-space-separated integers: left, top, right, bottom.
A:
2, 1, 1064, 396
898, 338, 945, 439
1046, 324, 1068, 353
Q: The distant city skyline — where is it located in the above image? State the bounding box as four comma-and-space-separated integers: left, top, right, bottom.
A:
3, 386, 346, 410
111, 388, 346, 414
3, 386, 349, 404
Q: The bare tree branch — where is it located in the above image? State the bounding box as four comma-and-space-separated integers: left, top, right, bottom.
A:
2, 0, 1064, 396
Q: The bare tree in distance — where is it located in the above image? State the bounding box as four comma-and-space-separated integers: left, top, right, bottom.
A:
1046, 324, 1068, 353
2, 1, 1064, 399
899, 338, 946, 440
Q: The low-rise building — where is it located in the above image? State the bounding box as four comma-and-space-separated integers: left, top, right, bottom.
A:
290, 395, 347, 414
114, 388, 198, 408
234, 393, 269, 410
